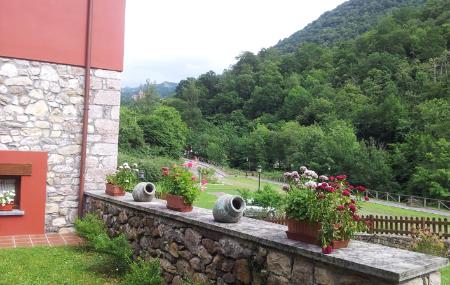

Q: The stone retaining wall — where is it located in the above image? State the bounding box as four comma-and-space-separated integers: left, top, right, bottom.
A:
354, 234, 413, 250
0, 57, 120, 232
84, 191, 447, 285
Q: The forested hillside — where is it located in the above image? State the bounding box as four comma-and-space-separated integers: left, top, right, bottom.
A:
275, 0, 426, 52
120, 0, 450, 199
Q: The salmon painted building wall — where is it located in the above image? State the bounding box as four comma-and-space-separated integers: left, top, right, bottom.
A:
0, 0, 125, 234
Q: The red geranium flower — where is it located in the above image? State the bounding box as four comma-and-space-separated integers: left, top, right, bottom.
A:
364, 196, 369, 201
162, 167, 169, 176
336, 175, 347, 181
348, 204, 356, 213
342, 190, 350, 196
357, 185, 366, 192
337, 205, 345, 211
352, 215, 361, 222
329, 176, 335, 182
322, 245, 333, 254
326, 186, 335, 193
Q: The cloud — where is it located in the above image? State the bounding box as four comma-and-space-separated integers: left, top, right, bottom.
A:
122, 0, 347, 87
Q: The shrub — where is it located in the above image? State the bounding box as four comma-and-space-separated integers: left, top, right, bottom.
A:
410, 226, 448, 257
74, 213, 106, 241
121, 258, 164, 285
236, 189, 253, 204
119, 152, 178, 182
75, 214, 163, 282
198, 167, 219, 184
252, 185, 284, 209
75, 214, 132, 272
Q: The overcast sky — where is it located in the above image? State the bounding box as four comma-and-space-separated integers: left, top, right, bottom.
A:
122, 0, 347, 87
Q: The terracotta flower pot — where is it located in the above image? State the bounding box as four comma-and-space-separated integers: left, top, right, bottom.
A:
286, 218, 321, 245
332, 239, 349, 249
166, 194, 193, 212
105, 183, 125, 196
0, 203, 14, 211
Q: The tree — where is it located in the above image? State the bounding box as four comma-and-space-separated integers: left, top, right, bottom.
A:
138, 106, 188, 157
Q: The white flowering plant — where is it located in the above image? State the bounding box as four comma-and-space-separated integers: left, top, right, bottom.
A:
0, 190, 15, 206
106, 162, 139, 192
283, 166, 368, 249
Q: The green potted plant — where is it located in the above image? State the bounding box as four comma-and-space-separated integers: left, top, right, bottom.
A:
0, 190, 15, 211
105, 162, 139, 196
160, 163, 202, 212
284, 166, 368, 254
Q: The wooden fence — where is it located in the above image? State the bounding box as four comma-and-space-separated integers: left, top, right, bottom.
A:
263, 215, 450, 239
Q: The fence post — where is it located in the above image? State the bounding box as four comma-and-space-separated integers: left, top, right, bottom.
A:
398, 195, 401, 203
424, 198, 427, 208
376, 191, 379, 200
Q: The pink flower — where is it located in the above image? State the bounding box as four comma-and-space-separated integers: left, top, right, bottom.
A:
162, 167, 169, 176
192, 176, 197, 181
357, 186, 366, 193
183, 161, 193, 168
329, 176, 335, 182
364, 196, 369, 201
291, 171, 300, 179
342, 190, 350, 196
337, 205, 345, 211
201, 179, 208, 185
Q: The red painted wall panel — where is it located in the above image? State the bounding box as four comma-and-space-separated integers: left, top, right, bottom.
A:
0, 0, 125, 71
0, 151, 47, 236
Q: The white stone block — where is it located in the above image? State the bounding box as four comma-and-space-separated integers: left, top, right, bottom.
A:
4, 76, 32, 86
0, 63, 18, 77
40, 65, 59, 81
93, 90, 120, 106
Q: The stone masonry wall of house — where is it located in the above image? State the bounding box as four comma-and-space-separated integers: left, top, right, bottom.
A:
0, 57, 120, 232
84, 192, 446, 285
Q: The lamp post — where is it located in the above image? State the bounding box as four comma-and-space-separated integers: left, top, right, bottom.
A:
257, 165, 262, 191
138, 169, 145, 181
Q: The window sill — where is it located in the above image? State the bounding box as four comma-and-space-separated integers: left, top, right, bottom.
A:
0, 209, 25, 216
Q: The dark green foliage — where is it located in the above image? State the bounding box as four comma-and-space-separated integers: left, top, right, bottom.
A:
120, 0, 449, 199
252, 185, 284, 209
275, 0, 426, 52
75, 214, 163, 284
138, 106, 188, 158
121, 258, 163, 285
119, 107, 146, 151
74, 213, 106, 240
75, 214, 132, 272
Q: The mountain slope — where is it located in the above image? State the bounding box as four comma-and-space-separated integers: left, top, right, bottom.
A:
275, 0, 426, 52
121, 81, 178, 102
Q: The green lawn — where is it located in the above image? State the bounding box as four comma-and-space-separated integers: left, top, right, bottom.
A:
442, 265, 450, 285
195, 176, 449, 220
0, 246, 119, 284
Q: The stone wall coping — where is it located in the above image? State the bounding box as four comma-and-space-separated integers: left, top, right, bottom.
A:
85, 190, 448, 282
